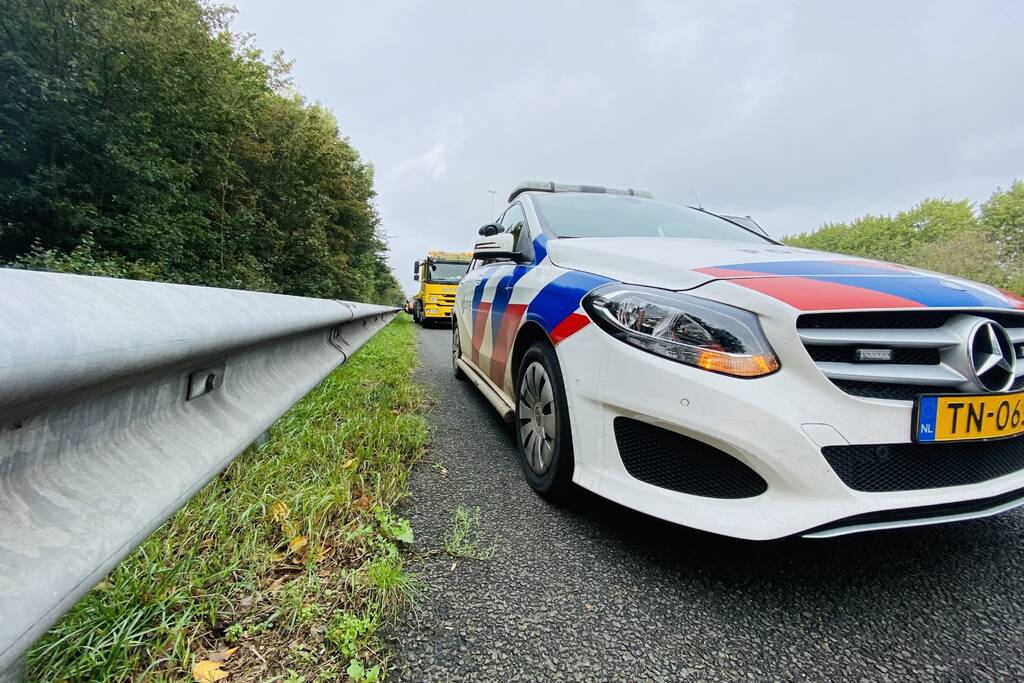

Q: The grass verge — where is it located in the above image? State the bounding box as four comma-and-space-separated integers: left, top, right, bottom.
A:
28, 316, 427, 682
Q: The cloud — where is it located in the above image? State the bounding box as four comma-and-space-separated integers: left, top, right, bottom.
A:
392, 135, 450, 181
229, 0, 1024, 296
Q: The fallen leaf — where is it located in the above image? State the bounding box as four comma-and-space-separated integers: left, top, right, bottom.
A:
288, 536, 308, 554
354, 494, 373, 510
207, 647, 239, 663
199, 537, 215, 550
192, 660, 228, 682
270, 501, 289, 522
268, 576, 286, 592
342, 458, 357, 469
439, 467, 449, 476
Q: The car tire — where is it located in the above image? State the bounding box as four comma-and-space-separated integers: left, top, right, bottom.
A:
452, 319, 466, 380
413, 301, 423, 325
514, 341, 574, 498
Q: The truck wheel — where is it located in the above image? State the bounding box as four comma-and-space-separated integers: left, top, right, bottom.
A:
514, 341, 574, 498
414, 301, 423, 325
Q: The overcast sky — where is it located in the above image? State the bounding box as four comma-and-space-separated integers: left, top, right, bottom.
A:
228, 0, 1024, 296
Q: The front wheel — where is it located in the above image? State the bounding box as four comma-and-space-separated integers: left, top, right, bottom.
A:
514, 341, 574, 498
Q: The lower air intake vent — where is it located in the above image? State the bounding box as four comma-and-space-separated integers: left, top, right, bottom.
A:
613, 418, 767, 498
823, 437, 1024, 492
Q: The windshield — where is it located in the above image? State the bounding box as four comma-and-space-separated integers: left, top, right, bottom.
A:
427, 260, 469, 283
532, 193, 772, 243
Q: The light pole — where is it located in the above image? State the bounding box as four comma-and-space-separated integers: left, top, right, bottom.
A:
488, 190, 497, 221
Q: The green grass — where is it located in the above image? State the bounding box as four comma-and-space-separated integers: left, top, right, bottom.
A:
28, 316, 427, 682
444, 506, 497, 561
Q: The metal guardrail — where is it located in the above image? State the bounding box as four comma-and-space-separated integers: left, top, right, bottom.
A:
0, 269, 398, 677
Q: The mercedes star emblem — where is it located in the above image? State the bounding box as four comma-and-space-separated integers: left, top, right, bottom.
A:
968, 320, 1016, 392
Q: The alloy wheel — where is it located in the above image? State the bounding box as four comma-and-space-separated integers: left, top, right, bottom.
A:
517, 361, 556, 474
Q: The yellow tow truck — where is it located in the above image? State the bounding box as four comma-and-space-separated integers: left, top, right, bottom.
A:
412, 250, 472, 326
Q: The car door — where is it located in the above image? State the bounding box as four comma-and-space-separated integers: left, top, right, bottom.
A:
457, 256, 486, 370
470, 203, 537, 388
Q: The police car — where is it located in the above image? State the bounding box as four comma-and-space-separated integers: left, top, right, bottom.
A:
452, 181, 1024, 539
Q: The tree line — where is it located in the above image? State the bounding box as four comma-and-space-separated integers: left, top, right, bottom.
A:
0, 0, 403, 305
785, 181, 1024, 295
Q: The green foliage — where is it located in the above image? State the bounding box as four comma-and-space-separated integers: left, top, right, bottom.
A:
347, 658, 381, 682
0, 0, 401, 303
375, 508, 415, 545
980, 180, 1024, 267
11, 234, 165, 280
785, 181, 1024, 294
444, 505, 497, 560
327, 613, 376, 660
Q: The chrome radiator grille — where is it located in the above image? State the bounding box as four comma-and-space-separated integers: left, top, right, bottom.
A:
797, 310, 1024, 401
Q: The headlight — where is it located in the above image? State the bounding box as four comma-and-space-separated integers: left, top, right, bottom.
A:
583, 284, 780, 378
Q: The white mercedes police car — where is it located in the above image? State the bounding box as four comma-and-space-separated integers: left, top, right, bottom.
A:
452, 181, 1024, 539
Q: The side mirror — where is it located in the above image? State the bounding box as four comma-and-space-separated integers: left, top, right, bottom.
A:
478, 223, 502, 237
413, 273, 419, 281
473, 232, 524, 262
413, 260, 420, 273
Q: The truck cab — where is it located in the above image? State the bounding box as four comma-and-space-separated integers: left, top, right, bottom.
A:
413, 251, 472, 326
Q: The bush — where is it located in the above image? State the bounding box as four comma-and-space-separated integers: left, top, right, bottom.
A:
0, 0, 401, 304
785, 181, 1024, 294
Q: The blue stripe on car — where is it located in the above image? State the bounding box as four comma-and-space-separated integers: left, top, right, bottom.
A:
489, 265, 532, 340
526, 271, 612, 333
533, 233, 548, 263
715, 260, 906, 277
806, 275, 1011, 308
715, 260, 1014, 309
471, 275, 488, 313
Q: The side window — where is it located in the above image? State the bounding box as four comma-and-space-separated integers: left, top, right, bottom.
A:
500, 204, 534, 261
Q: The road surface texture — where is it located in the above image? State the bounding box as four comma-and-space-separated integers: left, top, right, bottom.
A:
384, 326, 1024, 682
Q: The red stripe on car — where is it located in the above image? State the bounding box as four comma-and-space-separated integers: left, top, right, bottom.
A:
694, 266, 772, 278
729, 277, 926, 311
489, 303, 528, 385
549, 312, 591, 345
997, 288, 1024, 309
471, 301, 491, 366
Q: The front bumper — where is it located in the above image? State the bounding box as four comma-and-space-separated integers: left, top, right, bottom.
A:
422, 305, 454, 320
557, 321, 1024, 540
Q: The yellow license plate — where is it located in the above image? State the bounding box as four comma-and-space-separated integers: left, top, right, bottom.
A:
915, 391, 1024, 442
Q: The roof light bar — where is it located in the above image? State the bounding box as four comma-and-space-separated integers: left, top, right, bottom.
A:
508, 181, 655, 202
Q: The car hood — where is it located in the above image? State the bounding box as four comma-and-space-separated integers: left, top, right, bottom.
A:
545, 237, 1024, 311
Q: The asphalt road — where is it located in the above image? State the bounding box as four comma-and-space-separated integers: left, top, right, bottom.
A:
385, 325, 1024, 682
